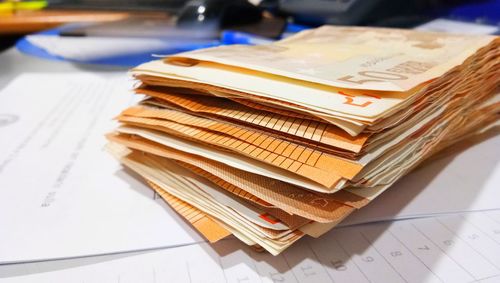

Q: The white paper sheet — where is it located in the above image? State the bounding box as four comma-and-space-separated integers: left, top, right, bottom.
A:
0, 73, 498, 265
3, 210, 500, 283
416, 19, 498, 35
343, 133, 500, 225
26, 35, 214, 61
0, 73, 203, 264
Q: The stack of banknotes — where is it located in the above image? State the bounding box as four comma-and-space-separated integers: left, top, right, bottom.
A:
106, 26, 500, 255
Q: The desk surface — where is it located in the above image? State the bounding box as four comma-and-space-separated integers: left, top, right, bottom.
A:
0, 10, 169, 35
1, 43, 500, 282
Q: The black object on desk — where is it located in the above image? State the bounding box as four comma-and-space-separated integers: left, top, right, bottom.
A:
274, 0, 472, 27
59, 0, 285, 39
177, 0, 262, 28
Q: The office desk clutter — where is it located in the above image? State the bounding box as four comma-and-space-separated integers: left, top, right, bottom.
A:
14, 0, 289, 66
105, 26, 500, 255
17, 22, 291, 66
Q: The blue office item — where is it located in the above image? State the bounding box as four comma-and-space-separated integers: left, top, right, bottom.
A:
16, 26, 220, 67
283, 23, 310, 33
16, 28, 66, 62
220, 23, 311, 45
220, 30, 274, 45
280, 22, 310, 38
445, 0, 500, 25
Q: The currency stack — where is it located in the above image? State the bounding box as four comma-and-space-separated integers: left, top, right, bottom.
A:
106, 26, 500, 255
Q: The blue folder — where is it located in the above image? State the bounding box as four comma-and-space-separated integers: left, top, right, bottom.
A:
16, 26, 221, 67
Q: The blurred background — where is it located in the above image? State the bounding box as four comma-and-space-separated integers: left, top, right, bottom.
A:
0, 0, 499, 66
